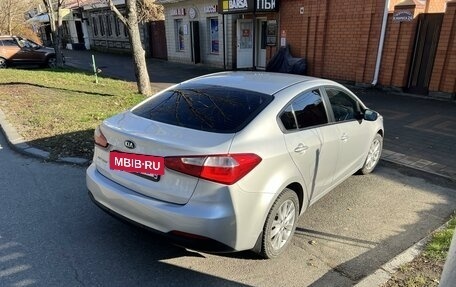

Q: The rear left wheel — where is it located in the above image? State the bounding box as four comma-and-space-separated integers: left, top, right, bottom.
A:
259, 188, 299, 259
0, 57, 7, 68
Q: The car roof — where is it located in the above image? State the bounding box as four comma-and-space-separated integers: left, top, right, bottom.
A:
180, 71, 334, 95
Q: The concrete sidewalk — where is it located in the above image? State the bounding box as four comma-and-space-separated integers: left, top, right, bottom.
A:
64, 49, 456, 182
63, 49, 222, 90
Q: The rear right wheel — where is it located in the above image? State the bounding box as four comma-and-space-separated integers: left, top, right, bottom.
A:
46, 56, 56, 68
259, 188, 299, 259
358, 133, 383, 175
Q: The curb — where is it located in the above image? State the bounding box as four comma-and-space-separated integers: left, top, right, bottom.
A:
355, 220, 452, 287
0, 109, 90, 166
381, 149, 456, 183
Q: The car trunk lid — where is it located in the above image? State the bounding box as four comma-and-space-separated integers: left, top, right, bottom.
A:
94, 112, 234, 204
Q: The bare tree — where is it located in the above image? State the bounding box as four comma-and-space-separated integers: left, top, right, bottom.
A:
107, 0, 163, 96
42, 0, 65, 67
0, 0, 40, 35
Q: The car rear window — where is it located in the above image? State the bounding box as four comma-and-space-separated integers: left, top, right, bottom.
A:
132, 84, 274, 133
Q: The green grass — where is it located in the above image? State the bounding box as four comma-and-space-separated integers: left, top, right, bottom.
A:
383, 216, 455, 287
0, 67, 152, 160
424, 215, 456, 260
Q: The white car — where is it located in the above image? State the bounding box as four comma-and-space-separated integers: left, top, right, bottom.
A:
86, 72, 384, 258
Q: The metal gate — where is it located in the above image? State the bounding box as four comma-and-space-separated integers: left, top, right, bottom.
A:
407, 13, 444, 94
149, 21, 167, 60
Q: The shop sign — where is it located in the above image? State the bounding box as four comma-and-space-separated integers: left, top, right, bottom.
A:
256, 0, 278, 12
393, 10, 413, 22
171, 8, 186, 16
218, 0, 279, 14
204, 5, 218, 13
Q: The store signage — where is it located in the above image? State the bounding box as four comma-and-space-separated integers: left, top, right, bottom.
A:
393, 10, 413, 22
256, 0, 277, 12
171, 8, 186, 16
204, 5, 218, 13
218, 0, 279, 14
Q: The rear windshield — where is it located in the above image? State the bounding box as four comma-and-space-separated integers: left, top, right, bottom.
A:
132, 84, 273, 133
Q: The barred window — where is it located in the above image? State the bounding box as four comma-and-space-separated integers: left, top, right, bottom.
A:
92, 16, 98, 36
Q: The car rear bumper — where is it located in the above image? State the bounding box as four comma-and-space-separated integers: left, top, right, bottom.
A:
86, 163, 242, 252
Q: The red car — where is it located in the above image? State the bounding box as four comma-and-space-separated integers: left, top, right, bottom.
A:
0, 35, 60, 68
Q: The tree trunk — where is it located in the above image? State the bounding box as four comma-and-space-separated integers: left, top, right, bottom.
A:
108, 0, 152, 96
7, 0, 12, 35
128, 23, 152, 96
44, 0, 65, 68
55, 10, 64, 67
126, 0, 152, 96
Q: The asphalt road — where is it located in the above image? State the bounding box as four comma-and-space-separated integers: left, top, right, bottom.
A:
1, 131, 455, 287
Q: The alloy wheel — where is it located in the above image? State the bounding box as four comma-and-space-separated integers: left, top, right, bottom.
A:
0, 58, 7, 68
365, 137, 381, 170
47, 57, 57, 68
269, 199, 296, 251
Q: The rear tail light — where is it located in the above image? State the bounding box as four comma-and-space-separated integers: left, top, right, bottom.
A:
94, 125, 108, 148
165, 154, 262, 185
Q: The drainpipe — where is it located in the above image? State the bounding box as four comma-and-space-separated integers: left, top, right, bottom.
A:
372, 0, 390, 86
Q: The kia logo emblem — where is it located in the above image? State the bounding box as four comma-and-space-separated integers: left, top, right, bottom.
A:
124, 140, 135, 149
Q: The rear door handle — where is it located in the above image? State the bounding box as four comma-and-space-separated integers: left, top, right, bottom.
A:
294, 143, 309, 153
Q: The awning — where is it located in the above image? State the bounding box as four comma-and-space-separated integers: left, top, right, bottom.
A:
26, 13, 50, 24
26, 9, 73, 24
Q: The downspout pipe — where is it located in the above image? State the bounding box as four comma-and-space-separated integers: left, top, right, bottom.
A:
372, 0, 390, 86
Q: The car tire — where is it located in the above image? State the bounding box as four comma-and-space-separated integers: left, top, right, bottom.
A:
46, 56, 57, 68
358, 133, 383, 175
0, 57, 7, 68
259, 188, 299, 259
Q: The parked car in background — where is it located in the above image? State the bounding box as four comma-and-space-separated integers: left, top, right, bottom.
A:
86, 72, 384, 259
0, 35, 60, 68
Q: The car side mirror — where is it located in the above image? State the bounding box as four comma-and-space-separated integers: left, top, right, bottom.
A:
363, 109, 378, 121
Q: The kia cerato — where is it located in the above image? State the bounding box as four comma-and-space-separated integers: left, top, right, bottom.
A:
86, 72, 384, 259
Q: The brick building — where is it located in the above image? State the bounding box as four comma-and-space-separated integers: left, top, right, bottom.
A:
158, 0, 455, 98
278, 0, 454, 98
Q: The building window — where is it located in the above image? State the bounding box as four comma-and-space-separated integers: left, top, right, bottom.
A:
123, 22, 128, 37
209, 18, 219, 54
98, 15, 105, 36
92, 16, 98, 36
106, 15, 113, 36
114, 16, 121, 36
175, 19, 184, 51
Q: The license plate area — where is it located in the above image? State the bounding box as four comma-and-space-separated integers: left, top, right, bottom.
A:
132, 172, 161, 182
110, 151, 165, 179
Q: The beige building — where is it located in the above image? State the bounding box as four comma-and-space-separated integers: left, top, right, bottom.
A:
158, 0, 236, 69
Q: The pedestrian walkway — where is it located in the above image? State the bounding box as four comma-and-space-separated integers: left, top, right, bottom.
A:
353, 87, 456, 181
64, 49, 222, 90
64, 49, 456, 181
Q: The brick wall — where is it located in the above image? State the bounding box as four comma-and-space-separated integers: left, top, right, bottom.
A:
425, 0, 447, 12
280, 0, 385, 84
429, 0, 456, 96
377, 2, 424, 88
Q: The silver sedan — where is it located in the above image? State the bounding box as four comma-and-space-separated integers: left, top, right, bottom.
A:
86, 72, 384, 258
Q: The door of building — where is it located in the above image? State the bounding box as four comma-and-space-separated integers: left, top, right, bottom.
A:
149, 21, 167, 60
190, 21, 201, 64
237, 19, 253, 69
256, 20, 267, 68
75, 21, 84, 44
407, 13, 444, 94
